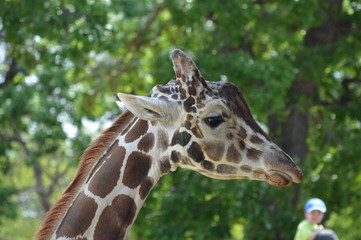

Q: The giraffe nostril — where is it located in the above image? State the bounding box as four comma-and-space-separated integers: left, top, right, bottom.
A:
282, 151, 293, 162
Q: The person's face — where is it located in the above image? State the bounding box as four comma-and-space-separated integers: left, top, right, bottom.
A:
305, 210, 324, 224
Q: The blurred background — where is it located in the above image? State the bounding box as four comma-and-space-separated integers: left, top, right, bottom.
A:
0, 0, 360, 239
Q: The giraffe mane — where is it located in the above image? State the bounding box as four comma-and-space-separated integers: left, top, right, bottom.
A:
34, 111, 135, 240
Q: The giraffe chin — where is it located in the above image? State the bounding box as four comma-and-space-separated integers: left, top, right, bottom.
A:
265, 170, 293, 187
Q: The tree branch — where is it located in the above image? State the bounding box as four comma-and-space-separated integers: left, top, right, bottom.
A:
304, 0, 353, 48
78, 4, 167, 82
0, 133, 18, 142
319, 77, 361, 107
340, 78, 361, 106
46, 163, 72, 198
127, 4, 166, 49
13, 133, 52, 212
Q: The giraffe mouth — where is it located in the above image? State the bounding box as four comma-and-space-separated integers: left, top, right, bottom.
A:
266, 170, 293, 187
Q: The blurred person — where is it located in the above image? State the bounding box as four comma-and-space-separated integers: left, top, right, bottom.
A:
294, 198, 339, 240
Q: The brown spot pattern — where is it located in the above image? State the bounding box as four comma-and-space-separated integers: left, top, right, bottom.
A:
239, 140, 246, 150
237, 127, 247, 140
159, 96, 169, 101
187, 81, 197, 96
125, 119, 148, 143
185, 120, 192, 130
179, 86, 187, 99
122, 152, 151, 189
180, 156, 193, 165
35, 112, 136, 240
159, 156, 171, 174
139, 177, 154, 200
227, 133, 233, 140
183, 96, 196, 112
250, 135, 264, 145
203, 141, 225, 162
216, 164, 237, 174
191, 125, 204, 138
226, 144, 242, 163
170, 130, 192, 147
170, 150, 181, 163
201, 160, 215, 171
187, 142, 204, 163
186, 114, 194, 120
247, 148, 262, 161
157, 85, 172, 94
94, 195, 137, 240
240, 165, 252, 173
121, 116, 138, 136
56, 192, 97, 238
88, 145, 126, 198
157, 129, 169, 152
137, 133, 155, 153
87, 139, 120, 183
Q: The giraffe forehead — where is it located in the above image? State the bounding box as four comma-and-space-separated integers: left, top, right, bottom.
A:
151, 79, 214, 102
153, 78, 269, 141
151, 80, 186, 98
151, 80, 238, 122
211, 81, 271, 140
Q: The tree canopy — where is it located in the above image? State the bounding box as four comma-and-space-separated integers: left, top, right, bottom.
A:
0, 0, 360, 239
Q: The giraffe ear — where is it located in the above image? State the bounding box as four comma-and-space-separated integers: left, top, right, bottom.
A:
170, 49, 202, 81
117, 93, 178, 121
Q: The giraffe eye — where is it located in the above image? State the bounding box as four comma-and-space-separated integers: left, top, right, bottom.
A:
205, 115, 224, 128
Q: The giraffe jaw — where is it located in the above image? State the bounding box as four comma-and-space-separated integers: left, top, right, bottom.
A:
194, 168, 298, 187
266, 170, 293, 187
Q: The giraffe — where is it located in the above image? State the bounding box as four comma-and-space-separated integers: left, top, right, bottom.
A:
35, 49, 303, 240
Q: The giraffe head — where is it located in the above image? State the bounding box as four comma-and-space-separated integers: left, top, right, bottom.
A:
117, 49, 303, 187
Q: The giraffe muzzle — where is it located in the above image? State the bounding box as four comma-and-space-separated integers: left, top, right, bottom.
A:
264, 150, 304, 186
265, 162, 304, 186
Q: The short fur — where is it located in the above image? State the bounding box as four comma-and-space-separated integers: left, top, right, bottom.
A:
34, 111, 135, 240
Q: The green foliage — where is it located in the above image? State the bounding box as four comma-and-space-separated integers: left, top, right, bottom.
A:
0, 186, 17, 221
0, 216, 41, 240
0, 0, 360, 239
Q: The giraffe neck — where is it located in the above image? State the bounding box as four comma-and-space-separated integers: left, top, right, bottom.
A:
36, 111, 172, 240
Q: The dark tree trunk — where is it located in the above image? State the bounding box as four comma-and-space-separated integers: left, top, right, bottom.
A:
265, 1, 353, 239
282, 79, 317, 209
